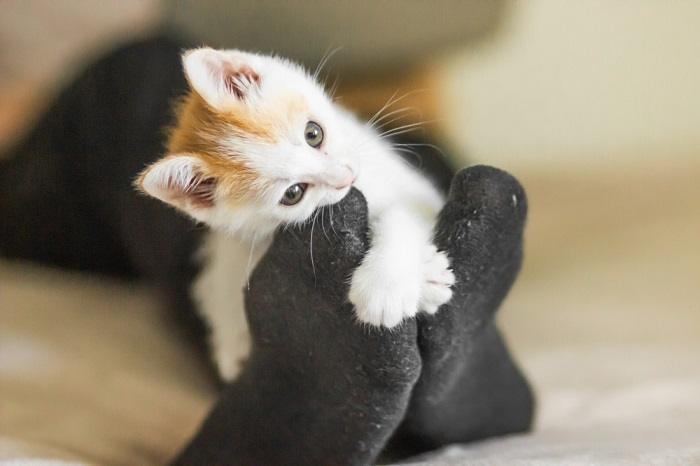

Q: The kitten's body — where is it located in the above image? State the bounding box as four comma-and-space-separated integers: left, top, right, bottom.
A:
138, 48, 454, 379
194, 120, 447, 379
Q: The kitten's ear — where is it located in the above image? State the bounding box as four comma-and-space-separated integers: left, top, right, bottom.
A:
183, 47, 261, 111
136, 154, 218, 219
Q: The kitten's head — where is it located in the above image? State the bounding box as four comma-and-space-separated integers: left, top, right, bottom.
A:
136, 48, 357, 237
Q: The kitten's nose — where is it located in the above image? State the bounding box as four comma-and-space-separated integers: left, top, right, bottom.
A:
331, 165, 356, 190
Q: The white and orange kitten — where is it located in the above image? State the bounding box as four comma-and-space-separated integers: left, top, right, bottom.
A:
137, 48, 455, 380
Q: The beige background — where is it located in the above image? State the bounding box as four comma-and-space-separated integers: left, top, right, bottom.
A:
441, 0, 700, 171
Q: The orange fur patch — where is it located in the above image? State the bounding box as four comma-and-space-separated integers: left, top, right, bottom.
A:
163, 91, 309, 205
168, 93, 274, 151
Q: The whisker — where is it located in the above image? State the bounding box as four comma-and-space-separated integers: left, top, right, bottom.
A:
392, 147, 425, 169
320, 205, 331, 243
392, 142, 447, 158
377, 120, 434, 138
370, 110, 417, 133
328, 75, 341, 99
309, 208, 321, 285
313, 46, 343, 81
372, 112, 417, 133
370, 105, 419, 129
366, 89, 400, 127
366, 88, 428, 128
379, 126, 424, 140
328, 203, 338, 237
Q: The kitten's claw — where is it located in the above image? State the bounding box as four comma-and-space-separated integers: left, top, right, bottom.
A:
349, 245, 455, 328
419, 246, 455, 314
212, 331, 250, 381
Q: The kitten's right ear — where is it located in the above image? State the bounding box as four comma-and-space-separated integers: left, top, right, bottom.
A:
183, 47, 261, 111
136, 154, 218, 220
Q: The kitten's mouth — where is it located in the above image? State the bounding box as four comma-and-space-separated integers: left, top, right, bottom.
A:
334, 175, 356, 190
331, 167, 356, 190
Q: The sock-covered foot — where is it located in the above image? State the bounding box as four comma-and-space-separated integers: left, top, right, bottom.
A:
173, 188, 422, 466
386, 165, 535, 458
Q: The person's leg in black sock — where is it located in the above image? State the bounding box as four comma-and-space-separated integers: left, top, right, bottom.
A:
386, 166, 535, 458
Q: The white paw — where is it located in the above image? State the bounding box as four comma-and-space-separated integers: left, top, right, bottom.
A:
419, 245, 455, 314
348, 245, 455, 328
349, 260, 422, 328
212, 330, 250, 381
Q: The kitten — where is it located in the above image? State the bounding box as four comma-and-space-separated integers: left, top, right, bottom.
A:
136, 48, 455, 380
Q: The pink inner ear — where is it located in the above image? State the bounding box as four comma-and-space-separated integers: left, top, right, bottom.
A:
164, 173, 217, 209
222, 64, 261, 99
186, 176, 217, 208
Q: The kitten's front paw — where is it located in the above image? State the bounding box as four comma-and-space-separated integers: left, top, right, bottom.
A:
212, 331, 251, 381
419, 246, 455, 314
349, 262, 421, 328
348, 245, 455, 328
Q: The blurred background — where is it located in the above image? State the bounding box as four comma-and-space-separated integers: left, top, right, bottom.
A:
1, 1, 699, 464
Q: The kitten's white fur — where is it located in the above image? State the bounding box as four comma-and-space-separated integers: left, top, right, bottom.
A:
140, 48, 455, 380
193, 232, 269, 381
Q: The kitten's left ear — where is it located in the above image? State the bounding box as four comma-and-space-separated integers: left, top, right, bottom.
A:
135, 153, 218, 221
183, 47, 261, 111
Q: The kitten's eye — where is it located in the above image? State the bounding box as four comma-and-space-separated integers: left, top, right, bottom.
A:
304, 121, 324, 148
280, 183, 308, 206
